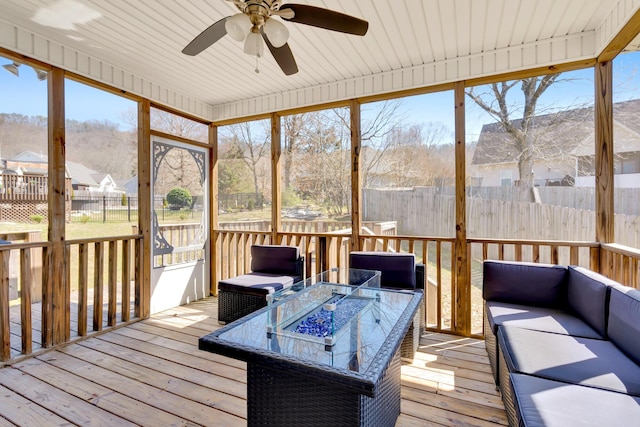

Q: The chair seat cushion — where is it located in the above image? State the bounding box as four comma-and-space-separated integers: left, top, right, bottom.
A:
511, 373, 640, 427
486, 300, 602, 339
251, 245, 301, 276
349, 252, 416, 289
218, 273, 299, 297
499, 325, 640, 396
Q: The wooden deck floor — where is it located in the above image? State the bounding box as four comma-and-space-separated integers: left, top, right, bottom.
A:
0, 297, 507, 426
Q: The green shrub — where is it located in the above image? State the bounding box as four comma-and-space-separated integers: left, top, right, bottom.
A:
29, 214, 44, 223
121, 193, 127, 206
80, 214, 91, 224
166, 187, 192, 209
282, 188, 302, 207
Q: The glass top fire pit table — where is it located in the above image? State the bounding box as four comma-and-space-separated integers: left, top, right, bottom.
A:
199, 268, 423, 427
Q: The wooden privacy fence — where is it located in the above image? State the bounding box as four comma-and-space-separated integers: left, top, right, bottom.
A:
0, 234, 142, 363
364, 188, 639, 248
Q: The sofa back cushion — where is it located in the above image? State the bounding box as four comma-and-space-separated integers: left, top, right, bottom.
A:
482, 261, 567, 308
349, 251, 416, 290
607, 286, 640, 366
251, 245, 301, 276
567, 266, 616, 338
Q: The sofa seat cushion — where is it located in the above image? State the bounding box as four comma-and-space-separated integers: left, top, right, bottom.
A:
511, 373, 640, 427
486, 300, 602, 339
499, 325, 640, 396
218, 273, 299, 297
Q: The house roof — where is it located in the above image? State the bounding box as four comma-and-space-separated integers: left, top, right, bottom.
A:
472, 99, 640, 165
0, 1, 637, 122
66, 161, 104, 187
6, 150, 109, 184
9, 151, 47, 164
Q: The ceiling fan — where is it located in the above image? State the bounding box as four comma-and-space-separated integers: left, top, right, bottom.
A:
182, 0, 369, 75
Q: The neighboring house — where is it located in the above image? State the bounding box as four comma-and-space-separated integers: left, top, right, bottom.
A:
116, 176, 138, 195
2, 150, 125, 194
470, 99, 640, 188
66, 160, 122, 193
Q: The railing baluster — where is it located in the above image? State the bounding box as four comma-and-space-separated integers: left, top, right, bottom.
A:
94, 242, 104, 331
122, 239, 131, 322
0, 250, 10, 361
78, 243, 88, 336
20, 248, 32, 354
108, 241, 117, 327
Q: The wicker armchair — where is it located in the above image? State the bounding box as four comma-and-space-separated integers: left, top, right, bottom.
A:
217, 245, 303, 324
349, 251, 425, 359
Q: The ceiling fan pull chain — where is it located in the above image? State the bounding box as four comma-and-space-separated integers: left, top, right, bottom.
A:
255, 54, 260, 74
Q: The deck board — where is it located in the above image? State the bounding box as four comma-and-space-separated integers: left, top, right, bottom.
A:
0, 296, 507, 426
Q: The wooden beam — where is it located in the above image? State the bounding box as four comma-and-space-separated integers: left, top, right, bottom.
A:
598, 8, 640, 62
209, 124, 219, 296
453, 81, 470, 336
137, 99, 151, 318
595, 62, 614, 251
46, 67, 66, 346
271, 113, 282, 243
351, 99, 362, 252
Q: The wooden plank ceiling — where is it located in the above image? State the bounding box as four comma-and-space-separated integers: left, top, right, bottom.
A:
0, 0, 633, 120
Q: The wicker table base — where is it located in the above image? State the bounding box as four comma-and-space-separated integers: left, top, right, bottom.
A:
247, 350, 401, 427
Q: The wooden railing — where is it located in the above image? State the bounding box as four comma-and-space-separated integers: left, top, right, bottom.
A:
0, 174, 72, 201
600, 243, 640, 288
214, 229, 640, 337
0, 234, 142, 363
217, 220, 396, 234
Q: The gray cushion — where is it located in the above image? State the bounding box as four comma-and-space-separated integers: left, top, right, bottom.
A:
511, 373, 640, 427
567, 266, 617, 338
483, 261, 567, 308
349, 251, 416, 290
499, 325, 640, 396
485, 300, 602, 339
218, 272, 298, 296
250, 245, 301, 276
608, 286, 640, 366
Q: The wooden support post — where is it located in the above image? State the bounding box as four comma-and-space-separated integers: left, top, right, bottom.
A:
209, 124, 219, 296
271, 113, 282, 244
351, 99, 362, 252
47, 67, 66, 346
595, 61, 614, 272
137, 99, 151, 317
454, 81, 470, 336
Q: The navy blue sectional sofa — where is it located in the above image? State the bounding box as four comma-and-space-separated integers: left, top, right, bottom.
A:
483, 260, 640, 426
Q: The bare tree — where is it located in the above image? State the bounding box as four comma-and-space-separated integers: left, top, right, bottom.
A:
220, 121, 270, 206
466, 75, 560, 188
147, 110, 208, 197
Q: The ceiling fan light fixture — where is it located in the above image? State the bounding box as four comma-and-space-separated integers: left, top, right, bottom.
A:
244, 30, 264, 57
263, 18, 289, 48
33, 67, 48, 81
2, 62, 20, 77
225, 13, 252, 42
